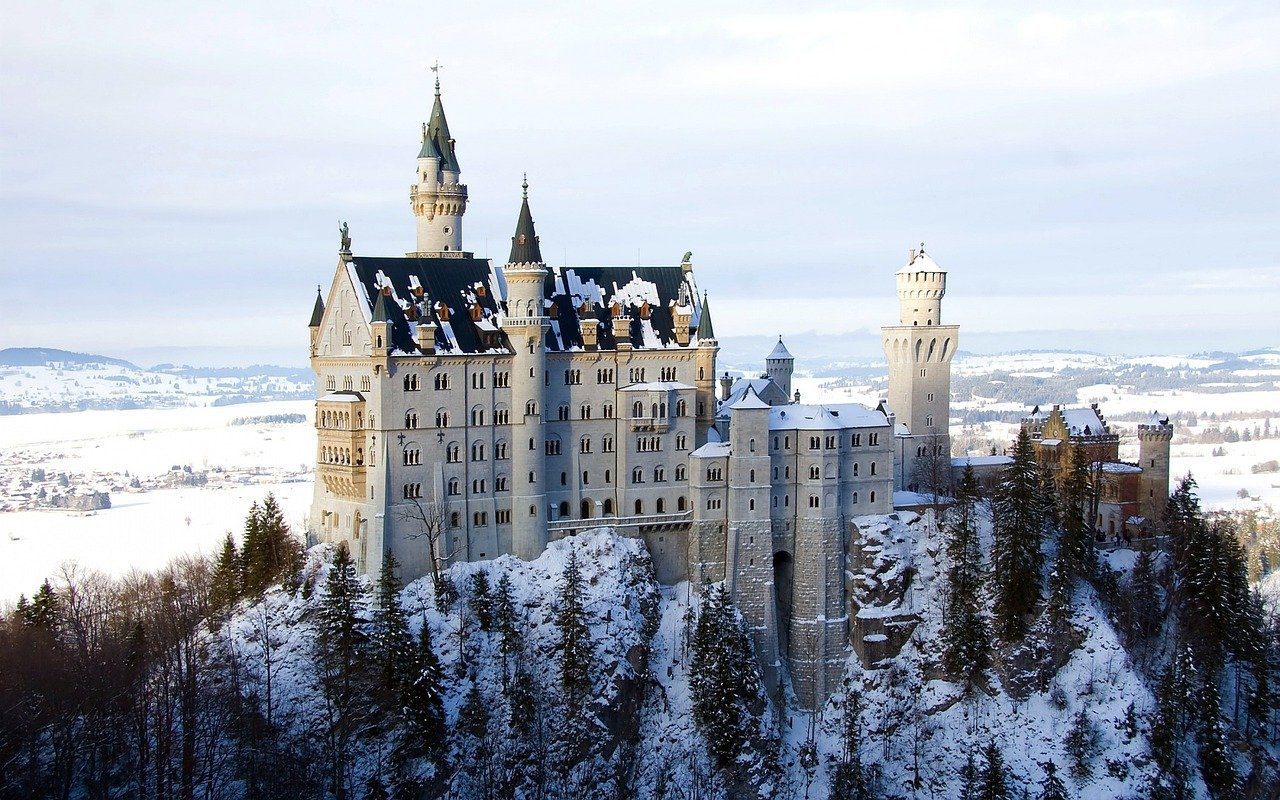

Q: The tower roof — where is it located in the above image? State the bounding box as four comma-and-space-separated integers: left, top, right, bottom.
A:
897, 245, 943, 274
767, 335, 793, 360
371, 287, 391, 323
418, 83, 459, 172
696, 292, 715, 340
729, 385, 771, 411
308, 285, 325, 327
507, 177, 543, 265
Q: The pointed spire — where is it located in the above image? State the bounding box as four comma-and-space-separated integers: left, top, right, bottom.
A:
768, 335, 793, 360
309, 285, 325, 327
696, 291, 715, 340
372, 287, 391, 323
507, 177, 543, 265
419, 66, 458, 171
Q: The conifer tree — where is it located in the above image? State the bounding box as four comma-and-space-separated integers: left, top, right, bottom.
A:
1057, 444, 1093, 582
689, 583, 763, 772
977, 740, 1010, 800
210, 532, 242, 612
829, 678, 870, 799
494, 572, 522, 687
942, 466, 989, 686
369, 554, 415, 698
958, 751, 979, 800
1127, 548, 1161, 643
400, 620, 445, 761
456, 677, 493, 788
1064, 710, 1096, 779
992, 428, 1045, 638
240, 501, 264, 594
469, 570, 494, 632
556, 546, 594, 718
315, 542, 369, 796
1195, 678, 1237, 799
24, 579, 60, 631
1045, 566, 1073, 644
1036, 761, 1067, 800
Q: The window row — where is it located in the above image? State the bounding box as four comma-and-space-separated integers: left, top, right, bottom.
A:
770, 432, 882, 451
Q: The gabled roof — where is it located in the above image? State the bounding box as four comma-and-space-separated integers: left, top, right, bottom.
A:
371, 288, 390, 323
769, 402, 889, 431
508, 181, 543, 265
729, 386, 771, 411
767, 336, 793, 360
1062, 407, 1107, 437
309, 287, 325, 327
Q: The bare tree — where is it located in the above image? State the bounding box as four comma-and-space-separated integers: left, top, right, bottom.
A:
396, 496, 459, 606
912, 432, 952, 522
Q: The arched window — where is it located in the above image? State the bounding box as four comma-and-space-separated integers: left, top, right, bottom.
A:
405, 410, 419, 429
447, 478, 460, 496
677, 496, 687, 511
656, 498, 666, 513
558, 501, 570, 518
675, 464, 686, 481
580, 404, 591, 420
676, 399, 687, 416
676, 433, 688, 450
446, 443, 461, 462
450, 512, 460, 528
632, 401, 644, 418
603, 498, 615, 515
435, 409, 449, 428
525, 400, 538, 416
471, 406, 485, 426
634, 499, 644, 515
870, 462, 877, 476
870, 490, 876, 503
853, 463, 860, 476
471, 442, 485, 461
749, 469, 756, 482
632, 467, 644, 484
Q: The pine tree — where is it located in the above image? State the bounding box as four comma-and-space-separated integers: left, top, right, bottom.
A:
942, 466, 990, 687
1057, 444, 1093, 581
1037, 761, 1067, 800
689, 583, 763, 772
210, 532, 242, 612
494, 572, 522, 687
400, 620, 445, 761
977, 740, 1009, 800
469, 570, 494, 632
829, 678, 870, 799
241, 501, 265, 594
992, 428, 1045, 638
1127, 548, 1161, 643
958, 751, 979, 800
242, 494, 304, 595
1064, 710, 1096, 779
24, 579, 60, 631
556, 546, 594, 718
369, 554, 415, 698
314, 542, 369, 796
1195, 678, 1237, 799
1045, 565, 1073, 644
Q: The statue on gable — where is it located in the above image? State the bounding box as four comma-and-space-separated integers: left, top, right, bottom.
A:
339, 221, 352, 254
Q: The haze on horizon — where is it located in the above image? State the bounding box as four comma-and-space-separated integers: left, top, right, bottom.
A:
2, 1, 1278, 367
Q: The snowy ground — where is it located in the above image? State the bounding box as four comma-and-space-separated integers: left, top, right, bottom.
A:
0, 400, 314, 604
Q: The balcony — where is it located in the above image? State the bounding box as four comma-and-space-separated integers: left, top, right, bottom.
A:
628, 416, 671, 433
548, 510, 691, 535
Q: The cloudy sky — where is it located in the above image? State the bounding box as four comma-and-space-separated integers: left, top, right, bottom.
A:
2, 1, 1277, 366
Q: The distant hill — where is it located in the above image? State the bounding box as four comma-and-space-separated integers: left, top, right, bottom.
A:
0, 347, 140, 370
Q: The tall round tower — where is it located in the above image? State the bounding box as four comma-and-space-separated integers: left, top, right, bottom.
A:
1137, 413, 1173, 527
765, 336, 794, 400
410, 76, 468, 255
502, 178, 549, 559
882, 245, 959, 491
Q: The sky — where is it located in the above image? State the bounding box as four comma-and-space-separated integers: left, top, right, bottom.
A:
2, 1, 1278, 366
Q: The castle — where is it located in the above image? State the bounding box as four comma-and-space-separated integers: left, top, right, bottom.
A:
305, 79, 1166, 708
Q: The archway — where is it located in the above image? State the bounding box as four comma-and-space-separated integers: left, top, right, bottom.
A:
773, 551, 794, 659
580, 499, 592, 519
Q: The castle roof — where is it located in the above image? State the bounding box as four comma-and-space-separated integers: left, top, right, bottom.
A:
508, 181, 543, 265
696, 292, 715, 340
769, 402, 888, 431
371, 287, 390, 323
729, 386, 771, 411
1061, 407, 1107, 437
419, 87, 459, 171
897, 249, 943, 274
717, 377, 789, 416
345, 255, 699, 355
767, 336, 793, 360
309, 287, 325, 327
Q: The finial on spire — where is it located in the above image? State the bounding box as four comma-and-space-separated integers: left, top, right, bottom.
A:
919, 241, 926, 254
421, 122, 427, 141
431, 60, 442, 95
522, 172, 529, 200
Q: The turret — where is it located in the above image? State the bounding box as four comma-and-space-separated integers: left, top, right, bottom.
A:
501, 177, 549, 560
694, 292, 719, 444
308, 285, 325, 356
1137, 413, 1173, 526
370, 285, 392, 373
410, 75, 468, 256
765, 336, 794, 399
895, 244, 947, 327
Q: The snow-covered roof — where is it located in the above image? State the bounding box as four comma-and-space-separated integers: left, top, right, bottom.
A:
619, 381, 695, 392
729, 387, 771, 410
718, 376, 788, 414
1101, 462, 1143, 475
767, 337, 793, 360
690, 441, 731, 458
952, 455, 1013, 468
896, 249, 943, 274
1040, 438, 1062, 446
769, 402, 888, 431
1062, 407, 1107, 436
1126, 515, 1147, 525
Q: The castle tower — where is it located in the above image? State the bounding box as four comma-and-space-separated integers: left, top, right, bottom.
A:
882, 245, 959, 491
1137, 413, 1173, 527
502, 177, 549, 559
694, 292, 719, 444
725, 388, 780, 694
766, 336, 794, 400
410, 74, 468, 256
308, 285, 325, 357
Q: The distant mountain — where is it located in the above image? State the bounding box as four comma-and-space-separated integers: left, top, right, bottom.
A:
0, 347, 140, 370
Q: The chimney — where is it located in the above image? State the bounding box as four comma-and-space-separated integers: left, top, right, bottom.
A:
719, 372, 733, 401
793, 390, 801, 404
908, 247, 917, 262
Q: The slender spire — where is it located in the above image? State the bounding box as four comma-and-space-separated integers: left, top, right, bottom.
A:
372, 287, 390, 323
309, 285, 325, 327
696, 291, 715, 340
507, 177, 543, 265
419, 64, 458, 170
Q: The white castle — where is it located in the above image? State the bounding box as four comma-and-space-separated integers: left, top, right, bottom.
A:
307, 80, 957, 707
